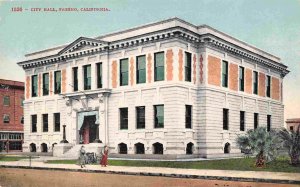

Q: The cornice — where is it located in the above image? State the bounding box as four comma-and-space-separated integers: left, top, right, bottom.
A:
17, 27, 289, 77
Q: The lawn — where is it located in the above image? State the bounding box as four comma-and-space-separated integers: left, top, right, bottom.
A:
0, 155, 34, 162
46, 156, 300, 173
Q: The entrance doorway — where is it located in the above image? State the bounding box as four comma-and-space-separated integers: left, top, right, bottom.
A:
79, 115, 97, 144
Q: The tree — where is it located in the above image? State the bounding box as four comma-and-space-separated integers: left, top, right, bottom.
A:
277, 126, 300, 166
236, 127, 281, 167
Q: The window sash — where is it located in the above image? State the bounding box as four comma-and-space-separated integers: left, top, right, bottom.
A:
267, 115, 271, 131
31, 115, 37, 132
3, 115, 10, 123
136, 56, 146, 84
54, 71, 61, 94
185, 52, 192, 82
32, 75, 38, 97
222, 61, 228, 87
120, 59, 129, 86
84, 65, 91, 90
3, 96, 10, 106
239, 67, 244, 91
43, 73, 49, 96
154, 52, 164, 81
223, 109, 229, 130
185, 105, 192, 128
43, 114, 48, 132
253, 71, 258, 94
120, 108, 128, 129
97, 63, 102, 88
154, 105, 164, 128
54, 113, 60, 132
240, 111, 245, 131
73, 67, 78, 91
266, 75, 271, 97
254, 113, 259, 129
136, 106, 145, 129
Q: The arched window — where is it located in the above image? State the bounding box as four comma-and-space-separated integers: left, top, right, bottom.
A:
30, 143, 36, 152
186, 142, 194, 154
118, 143, 127, 154
41, 143, 48, 152
135, 143, 145, 154
224, 142, 230, 154
153, 142, 163, 154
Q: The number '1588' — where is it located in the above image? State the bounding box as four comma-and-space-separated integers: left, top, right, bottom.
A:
11, 7, 22, 12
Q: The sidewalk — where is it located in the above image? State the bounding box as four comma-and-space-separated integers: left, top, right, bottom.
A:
0, 157, 300, 185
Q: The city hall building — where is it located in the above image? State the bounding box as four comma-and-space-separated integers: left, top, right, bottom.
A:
18, 18, 289, 158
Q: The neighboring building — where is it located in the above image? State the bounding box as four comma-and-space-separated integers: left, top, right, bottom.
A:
286, 118, 300, 132
0, 79, 24, 152
17, 18, 289, 158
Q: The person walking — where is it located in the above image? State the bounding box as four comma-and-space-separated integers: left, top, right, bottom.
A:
100, 145, 109, 167
78, 145, 86, 168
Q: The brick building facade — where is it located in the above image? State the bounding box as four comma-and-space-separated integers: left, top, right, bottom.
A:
286, 118, 300, 132
0, 79, 24, 152
18, 18, 289, 158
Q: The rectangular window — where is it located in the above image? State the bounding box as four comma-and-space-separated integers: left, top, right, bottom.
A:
32, 75, 38, 97
136, 106, 145, 129
222, 61, 228, 87
54, 113, 60, 132
136, 55, 146, 84
240, 111, 245, 131
223, 108, 229, 130
3, 96, 10, 106
21, 116, 24, 124
185, 105, 192, 128
120, 59, 129, 86
3, 114, 10, 124
154, 52, 165, 81
253, 71, 258, 94
290, 126, 294, 131
31, 115, 37, 133
267, 115, 271, 132
42, 114, 48, 132
266, 75, 271, 97
54, 71, 61, 94
120, 108, 128, 130
185, 52, 192, 82
73, 67, 78, 91
154, 105, 164, 128
239, 67, 244, 91
43, 73, 49, 96
83, 65, 91, 90
97, 63, 102, 88
254, 113, 259, 129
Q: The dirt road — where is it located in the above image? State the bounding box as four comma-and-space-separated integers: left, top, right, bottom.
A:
0, 168, 299, 187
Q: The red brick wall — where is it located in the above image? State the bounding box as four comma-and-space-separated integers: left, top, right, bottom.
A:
111, 60, 118, 88
147, 53, 152, 83
259, 72, 266, 97
272, 77, 280, 101
25, 76, 30, 99
178, 49, 183, 81
166, 49, 173, 81
245, 68, 252, 94
61, 69, 67, 93
229, 63, 238, 91
193, 54, 196, 84
130, 57, 134, 86
208, 55, 221, 86
0, 80, 24, 132
49, 72, 53, 95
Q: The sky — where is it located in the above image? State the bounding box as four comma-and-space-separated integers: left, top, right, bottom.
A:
0, 0, 299, 121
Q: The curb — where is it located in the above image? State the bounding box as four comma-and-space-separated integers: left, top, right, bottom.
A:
1, 165, 299, 185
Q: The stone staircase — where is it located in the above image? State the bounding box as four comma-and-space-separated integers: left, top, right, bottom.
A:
61, 143, 103, 158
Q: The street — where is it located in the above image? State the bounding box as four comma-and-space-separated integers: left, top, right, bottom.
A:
0, 168, 298, 187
